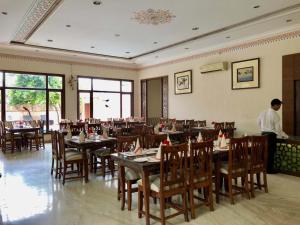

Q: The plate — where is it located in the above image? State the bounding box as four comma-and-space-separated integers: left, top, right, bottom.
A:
133, 157, 148, 162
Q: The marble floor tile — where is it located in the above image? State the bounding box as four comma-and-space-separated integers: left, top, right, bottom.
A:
0, 144, 299, 225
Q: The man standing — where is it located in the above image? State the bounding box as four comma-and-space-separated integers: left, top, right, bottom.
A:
258, 99, 288, 173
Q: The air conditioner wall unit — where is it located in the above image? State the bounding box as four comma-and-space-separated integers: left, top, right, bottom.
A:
200, 62, 228, 73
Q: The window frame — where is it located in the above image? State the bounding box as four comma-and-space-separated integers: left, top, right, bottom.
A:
77, 76, 134, 120
0, 70, 65, 132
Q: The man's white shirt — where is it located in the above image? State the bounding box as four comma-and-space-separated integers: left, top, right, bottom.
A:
257, 108, 288, 138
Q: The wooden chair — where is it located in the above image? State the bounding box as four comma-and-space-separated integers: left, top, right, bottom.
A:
159, 118, 168, 124
50, 131, 61, 178
137, 144, 189, 225
248, 135, 269, 197
59, 121, 73, 130
70, 124, 84, 135
185, 119, 195, 127
144, 133, 167, 149
201, 129, 219, 141
183, 130, 199, 143
196, 120, 206, 127
188, 141, 214, 218
0, 121, 22, 153
117, 135, 140, 210
214, 122, 225, 131
225, 122, 235, 138
57, 132, 85, 185
219, 137, 250, 204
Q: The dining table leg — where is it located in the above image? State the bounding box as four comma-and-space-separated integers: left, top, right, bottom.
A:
215, 153, 221, 204
83, 148, 89, 182
142, 170, 150, 225
35, 129, 39, 151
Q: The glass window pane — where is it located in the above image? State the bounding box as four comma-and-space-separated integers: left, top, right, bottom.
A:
79, 92, 90, 120
122, 94, 131, 118
78, 77, 91, 90
5, 73, 46, 89
48, 76, 62, 89
0, 72, 3, 87
49, 92, 62, 130
93, 93, 120, 120
122, 81, 132, 92
6, 89, 46, 121
93, 79, 120, 92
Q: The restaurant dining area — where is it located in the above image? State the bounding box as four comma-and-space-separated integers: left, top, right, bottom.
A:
1, 1, 300, 225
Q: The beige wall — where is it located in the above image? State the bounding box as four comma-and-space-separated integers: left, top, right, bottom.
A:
0, 55, 139, 121
138, 38, 300, 135
147, 78, 162, 118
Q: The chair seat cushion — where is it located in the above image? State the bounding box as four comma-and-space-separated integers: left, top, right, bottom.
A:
94, 148, 111, 157
137, 174, 181, 192
65, 152, 82, 161
220, 162, 245, 174
125, 168, 140, 180
65, 148, 78, 153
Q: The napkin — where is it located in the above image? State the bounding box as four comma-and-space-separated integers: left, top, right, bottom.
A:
156, 142, 162, 159
171, 123, 176, 132
79, 131, 85, 142
154, 123, 160, 134
197, 132, 203, 142
220, 134, 227, 148
217, 130, 223, 144
167, 134, 172, 146
188, 138, 191, 154
134, 138, 142, 155
102, 127, 108, 139
66, 129, 72, 139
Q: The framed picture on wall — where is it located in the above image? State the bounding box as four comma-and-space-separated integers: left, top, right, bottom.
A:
174, 70, 192, 94
231, 58, 260, 90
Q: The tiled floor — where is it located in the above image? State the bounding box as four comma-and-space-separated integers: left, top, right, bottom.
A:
0, 144, 300, 225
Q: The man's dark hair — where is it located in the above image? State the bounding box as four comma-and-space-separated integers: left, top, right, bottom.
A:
271, 98, 282, 106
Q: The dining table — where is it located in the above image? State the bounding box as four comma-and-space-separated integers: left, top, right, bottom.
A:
5, 126, 40, 151
65, 135, 117, 182
111, 145, 228, 225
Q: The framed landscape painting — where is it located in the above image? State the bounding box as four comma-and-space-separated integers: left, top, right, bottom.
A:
174, 70, 192, 94
231, 58, 260, 90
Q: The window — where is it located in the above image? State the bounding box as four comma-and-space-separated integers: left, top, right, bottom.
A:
0, 71, 65, 131
78, 77, 133, 120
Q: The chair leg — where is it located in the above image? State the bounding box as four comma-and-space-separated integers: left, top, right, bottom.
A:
244, 174, 250, 200
51, 158, 54, 175
208, 184, 214, 211
127, 181, 132, 211
101, 157, 106, 177
256, 173, 262, 189
189, 187, 195, 219
263, 171, 268, 193
55, 159, 59, 179
109, 158, 115, 177
138, 186, 143, 218
63, 163, 67, 185
228, 175, 234, 204
59, 161, 62, 179
250, 172, 255, 198
182, 192, 189, 222
160, 196, 166, 225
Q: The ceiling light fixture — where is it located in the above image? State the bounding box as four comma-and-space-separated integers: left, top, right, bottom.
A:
253, 5, 260, 9
115, 34, 120, 37
47, 39, 53, 42
155, 56, 159, 58
66, 24, 71, 27
153, 41, 158, 44
93, 1, 102, 5
125, 51, 131, 54
226, 36, 231, 39
185, 47, 189, 50
286, 19, 292, 23
91, 46, 95, 48
192, 27, 199, 31
1, 12, 8, 15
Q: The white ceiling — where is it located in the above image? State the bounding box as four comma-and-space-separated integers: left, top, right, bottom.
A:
0, 0, 300, 68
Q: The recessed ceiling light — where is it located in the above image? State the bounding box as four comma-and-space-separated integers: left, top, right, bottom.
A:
185, 47, 189, 50
226, 36, 231, 39
93, 1, 102, 5
153, 41, 158, 44
192, 27, 199, 31
91, 46, 95, 48
47, 39, 53, 42
115, 34, 120, 37
253, 5, 260, 9
286, 19, 292, 23
125, 51, 131, 54
66, 24, 71, 27
1, 12, 8, 15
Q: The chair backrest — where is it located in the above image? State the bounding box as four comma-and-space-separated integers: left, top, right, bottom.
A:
201, 129, 219, 141
183, 130, 199, 142
249, 135, 268, 170
57, 132, 67, 160
51, 131, 59, 158
185, 119, 195, 126
59, 122, 73, 130
144, 133, 167, 148
196, 120, 206, 127
88, 123, 101, 132
189, 141, 213, 184
214, 122, 225, 130
70, 124, 84, 135
114, 121, 126, 128
116, 135, 139, 153
225, 122, 235, 129
228, 137, 249, 175
160, 144, 188, 192
176, 120, 185, 125
160, 118, 168, 124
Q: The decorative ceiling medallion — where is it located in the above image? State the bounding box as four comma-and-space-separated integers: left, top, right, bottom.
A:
132, 8, 175, 25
